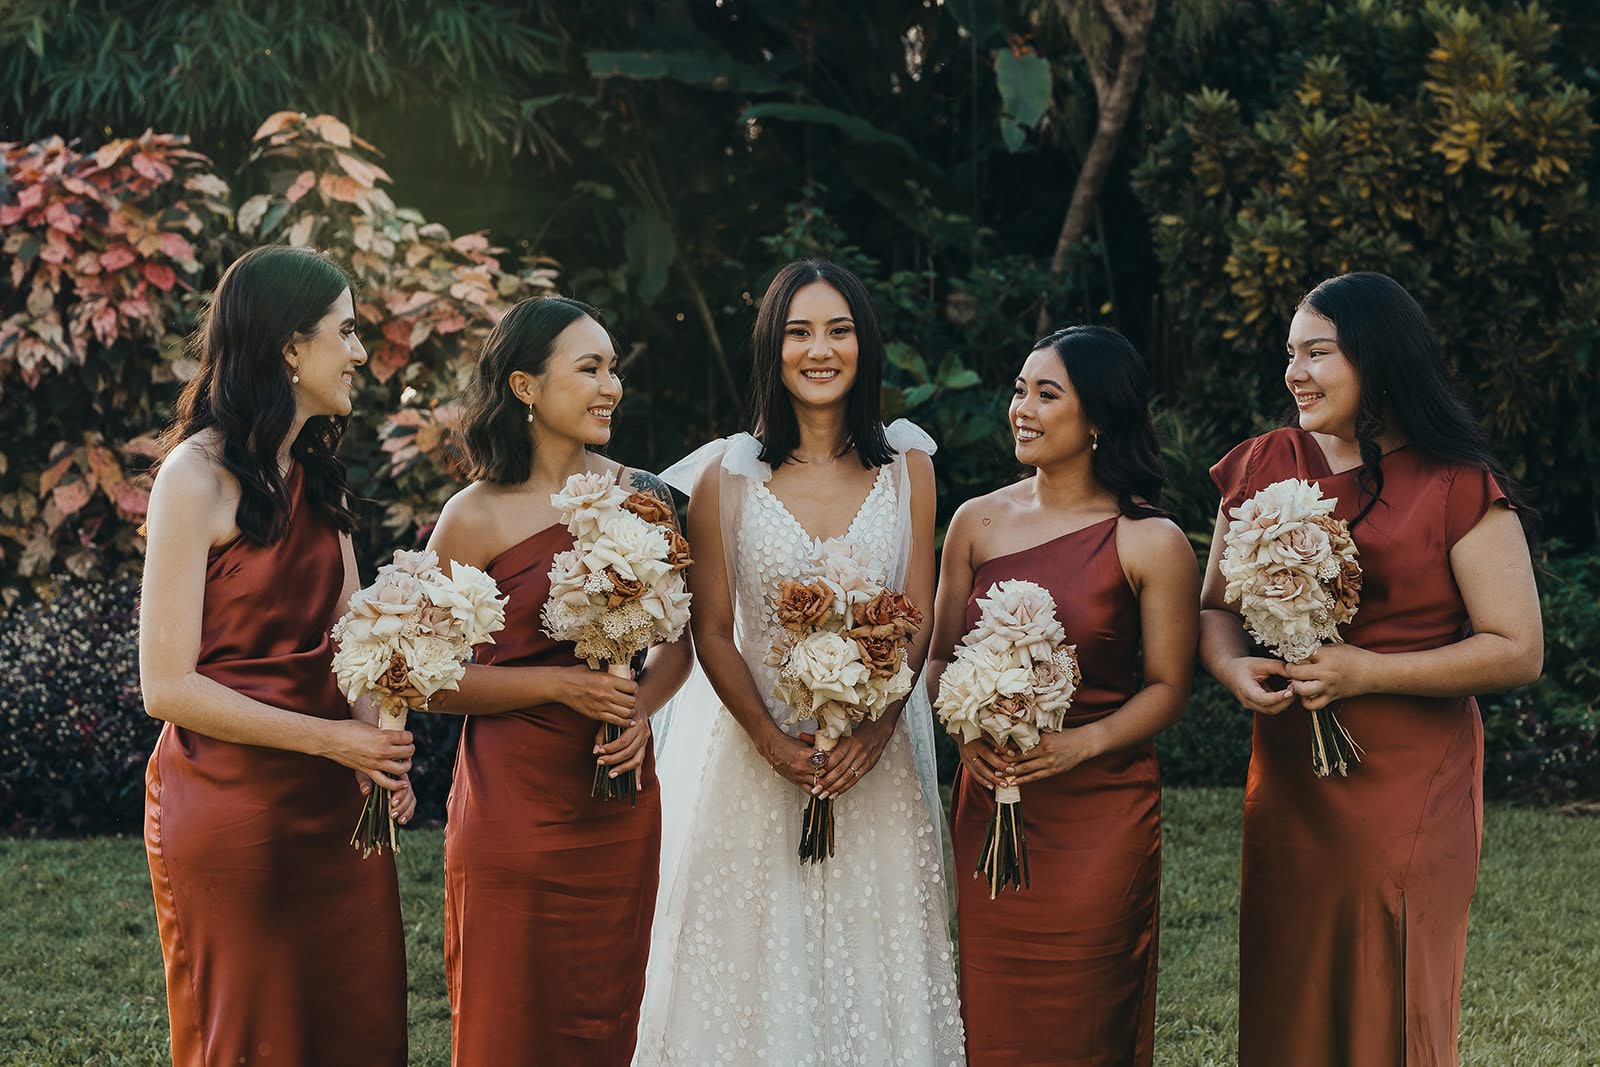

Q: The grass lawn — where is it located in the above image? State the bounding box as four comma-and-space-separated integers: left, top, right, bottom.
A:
2, 788, 1596, 1065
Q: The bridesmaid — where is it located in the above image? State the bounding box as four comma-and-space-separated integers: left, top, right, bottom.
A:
424, 295, 692, 1065
140, 245, 413, 1066
927, 325, 1199, 1066
1200, 272, 1542, 1066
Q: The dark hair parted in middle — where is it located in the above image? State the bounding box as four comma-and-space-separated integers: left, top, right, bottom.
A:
1298, 271, 1537, 540
460, 295, 613, 484
748, 260, 895, 470
1031, 325, 1170, 521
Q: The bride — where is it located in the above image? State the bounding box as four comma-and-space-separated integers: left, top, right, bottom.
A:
637, 260, 964, 1064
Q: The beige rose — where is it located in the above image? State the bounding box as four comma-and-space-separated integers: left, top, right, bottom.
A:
603, 565, 646, 606
846, 630, 905, 678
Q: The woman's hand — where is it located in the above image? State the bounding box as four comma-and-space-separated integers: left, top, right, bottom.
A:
1007, 728, 1100, 786
1217, 656, 1296, 716
1284, 644, 1379, 710
565, 666, 639, 726
322, 718, 414, 790
758, 730, 827, 789
595, 716, 653, 778
958, 736, 1013, 791
811, 717, 894, 799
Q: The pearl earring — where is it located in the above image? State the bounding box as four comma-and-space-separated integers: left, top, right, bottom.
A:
1091, 431, 1099, 451
291, 372, 300, 384
526, 403, 534, 424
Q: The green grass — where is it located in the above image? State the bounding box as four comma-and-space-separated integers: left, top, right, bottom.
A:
2, 789, 1595, 1065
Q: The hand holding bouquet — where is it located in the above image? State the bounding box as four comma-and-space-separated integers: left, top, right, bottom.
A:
934, 579, 1080, 898
1220, 477, 1364, 777
767, 538, 922, 864
541, 470, 693, 803
331, 549, 507, 855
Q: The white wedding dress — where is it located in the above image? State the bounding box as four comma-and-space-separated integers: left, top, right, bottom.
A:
636, 421, 965, 1066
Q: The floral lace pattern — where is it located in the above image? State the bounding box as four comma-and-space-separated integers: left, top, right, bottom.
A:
636, 459, 965, 1065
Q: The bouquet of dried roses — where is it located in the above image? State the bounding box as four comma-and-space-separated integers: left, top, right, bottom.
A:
934, 579, 1080, 898
541, 470, 693, 803
1220, 477, 1365, 777
331, 548, 507, 856
767, 537, 922, 864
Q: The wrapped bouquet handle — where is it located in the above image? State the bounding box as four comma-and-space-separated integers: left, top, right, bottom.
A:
592, 661, 640, 804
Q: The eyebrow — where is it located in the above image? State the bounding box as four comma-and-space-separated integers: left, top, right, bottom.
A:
1016, 377, 1066, 390
785, 316, 854, 326
1289, 337, 1339, 347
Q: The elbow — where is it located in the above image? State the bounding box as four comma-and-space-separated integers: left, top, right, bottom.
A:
140, 680, 175, 722
1512, 642, 1544, 689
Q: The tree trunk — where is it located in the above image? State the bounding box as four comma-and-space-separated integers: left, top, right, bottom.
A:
1037, 0, 1156, 335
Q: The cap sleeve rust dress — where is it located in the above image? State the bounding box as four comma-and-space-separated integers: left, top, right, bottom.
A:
1211, 427, 1509, 1066
142, 462, 407, 1067
443, 522, 661, 1065
950, 516, 1162, 1066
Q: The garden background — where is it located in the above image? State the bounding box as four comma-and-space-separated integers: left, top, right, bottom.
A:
2, 1, 1598, 1060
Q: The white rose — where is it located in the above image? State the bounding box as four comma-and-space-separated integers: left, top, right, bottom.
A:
552, 470, 630, 539
428, 561, 508, 646
583, 511, 672, 587
787, 630, 871, 713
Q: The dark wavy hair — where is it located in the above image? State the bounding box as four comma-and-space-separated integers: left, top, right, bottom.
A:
1031, 325, 1170, 521
161, 245, 355, 544
1299, 272, 1536, 540
748, 260, 894, 469
459, 295, 611, 484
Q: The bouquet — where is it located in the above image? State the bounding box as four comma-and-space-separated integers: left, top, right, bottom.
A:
934, 579, 1080, 898
1220, 477, 1365, 777
541, 470, 693, 803
331, 549, 507, 856
766, 538, 922, 864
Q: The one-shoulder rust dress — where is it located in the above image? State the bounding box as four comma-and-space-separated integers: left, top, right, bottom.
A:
443, 522, 661, 1065
144, 462, 407, 1067
1212, 427, 1510, 1066
950, 516, 1162, 1066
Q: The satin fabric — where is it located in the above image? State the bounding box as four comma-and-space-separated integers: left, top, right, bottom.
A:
1213, 427, 1508, 1067
951, 517, 1162, 1066
444, 522, 661, 1065
144, 462, 407, 1067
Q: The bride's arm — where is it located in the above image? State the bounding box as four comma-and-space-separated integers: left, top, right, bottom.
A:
685, 461, 826, 789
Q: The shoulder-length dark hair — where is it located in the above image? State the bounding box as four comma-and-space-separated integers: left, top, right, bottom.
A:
1032, 325, 1169, 521
459, 295, 611, 485
748, 260, 894, 469
1299, 271, 1537, 539
162, 245, 355, 544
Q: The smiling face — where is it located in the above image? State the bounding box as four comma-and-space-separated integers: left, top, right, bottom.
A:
1285, 306, 1362, 437
1010, 346, 1095, 467
779, 280, 859, 412
285, 288, 365, 417
518, 313, 622, 447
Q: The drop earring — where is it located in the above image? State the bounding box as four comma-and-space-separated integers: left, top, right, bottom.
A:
291, 372, 300, 384
1091, 430, 1099, 451
526, 403, 534, 424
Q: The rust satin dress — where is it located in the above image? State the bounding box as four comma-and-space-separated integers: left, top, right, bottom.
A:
143, 462, 407, 1067
950, 516, 1162, 1067
444, 522, 661, 1065
1212, 427, 1509, 1067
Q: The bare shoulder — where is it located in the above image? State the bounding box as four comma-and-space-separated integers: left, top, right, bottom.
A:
151, 436, 232, 510
1116, 514, 1197, 575
430, 482, 504, 566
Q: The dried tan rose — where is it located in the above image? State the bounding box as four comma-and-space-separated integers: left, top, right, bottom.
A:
664, 527, 694, 571
775, 579, 835, 630
381, 651, 412, 691
603, 565, 646, 606
991, 693, 1028, 722
846, 630, 905, 678
621, 491, 675, 527
855, 590, 923, 640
